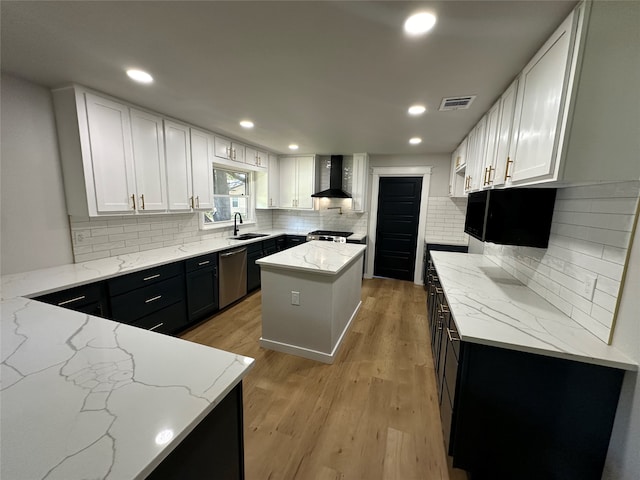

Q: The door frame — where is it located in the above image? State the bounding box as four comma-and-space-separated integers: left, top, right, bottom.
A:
366, 166, 432, 284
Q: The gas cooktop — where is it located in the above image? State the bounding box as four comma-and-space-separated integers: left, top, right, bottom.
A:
308, 230, 353, 237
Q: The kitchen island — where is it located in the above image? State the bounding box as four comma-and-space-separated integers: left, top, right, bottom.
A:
257, 241, 366, 363
1, 297, 254, 480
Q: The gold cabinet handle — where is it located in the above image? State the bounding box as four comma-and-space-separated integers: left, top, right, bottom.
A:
190, 196, 195, 209
140, 194, 145, 210
455, 156, 460, 168
131, 194, 136, 210
196, 196, 200, 208
488, 166, 495, 184
483, 167, 489, 186
446, 328, 460, 342
505, 157, 513, 181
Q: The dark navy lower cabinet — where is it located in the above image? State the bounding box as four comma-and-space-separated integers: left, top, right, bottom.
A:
35, 281, 110, 318
247, 242, 264, 292
285, 235, 307, 249
147, 382, 245, 480
443, 342, 624, 480
107, 264, 188, 335
186, 253, 219, 323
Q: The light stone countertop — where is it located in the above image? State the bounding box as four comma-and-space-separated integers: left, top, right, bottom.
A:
430, 252, 636, 371
0, 297, 255, 480
257, 241, 366, 275
1, 230, 368, 301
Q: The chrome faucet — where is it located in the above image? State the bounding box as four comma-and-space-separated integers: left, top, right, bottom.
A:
233, 212, 243, 236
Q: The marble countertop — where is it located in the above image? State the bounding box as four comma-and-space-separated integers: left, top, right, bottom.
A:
257, 241, 366, 275
430, 252, 636, 371
1, 230, 368, 301
1, 297, 254, 479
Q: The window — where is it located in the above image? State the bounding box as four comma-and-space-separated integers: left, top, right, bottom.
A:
202, 167, 252, 227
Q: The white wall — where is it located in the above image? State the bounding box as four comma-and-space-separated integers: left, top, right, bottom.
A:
0, 74, 73, 274
603, 209, 640, 480
369, 154, 451, 197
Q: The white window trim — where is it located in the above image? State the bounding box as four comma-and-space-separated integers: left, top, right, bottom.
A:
199, 168, 256, 231
365, 166, 432, 285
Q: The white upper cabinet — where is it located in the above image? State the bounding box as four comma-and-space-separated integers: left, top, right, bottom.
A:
256, 154, 280, 208
510, 10, 575, 184
130, 109, 167, 212
454, 2, 640, 190
214, 135, 231, 161
480, 101, 501, 189
230, 142, 245, 163
246, 147, 267, 170
278, 156, 315, 209
84, 93, 137, 213
464, 116, 487, 193
350, 153, 369, 212
493, 79, 519, 187
164, 120, 193, 211
190, 128, 214, 210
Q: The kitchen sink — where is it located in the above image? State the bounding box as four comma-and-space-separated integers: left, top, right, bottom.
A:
230, 233, 269, 241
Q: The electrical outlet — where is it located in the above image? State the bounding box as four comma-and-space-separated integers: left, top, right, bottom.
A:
291, 291, 300, 306
583, 275, 597, 301
73, 231, 85, 243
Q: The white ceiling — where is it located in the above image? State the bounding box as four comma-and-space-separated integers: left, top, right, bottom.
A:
1, 0, 578, 156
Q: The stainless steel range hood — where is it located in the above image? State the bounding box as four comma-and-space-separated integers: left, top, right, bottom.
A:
311, 155, 352, 198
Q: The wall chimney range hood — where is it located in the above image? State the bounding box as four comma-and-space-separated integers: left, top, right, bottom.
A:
312, 155, 352, 198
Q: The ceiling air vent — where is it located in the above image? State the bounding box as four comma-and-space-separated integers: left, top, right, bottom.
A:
439, 95, 476, 111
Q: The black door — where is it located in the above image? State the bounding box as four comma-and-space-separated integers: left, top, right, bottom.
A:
374, 177, 423, 281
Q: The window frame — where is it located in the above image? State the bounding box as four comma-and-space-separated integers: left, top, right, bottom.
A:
199, 166, 256, 231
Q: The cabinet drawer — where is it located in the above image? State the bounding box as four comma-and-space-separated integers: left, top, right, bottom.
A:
247, 242, 263, 255
110, 275, 185, 323
262, 238, 277, 251
133, 300, 188, 335
185, 253, 218, 273
441, 377, 455, 455
108, 262, 183, 296
444, 336, 460, 400
36, 282, 104, 309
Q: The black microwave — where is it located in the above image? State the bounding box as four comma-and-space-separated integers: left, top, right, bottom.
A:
464, 188, 557, 248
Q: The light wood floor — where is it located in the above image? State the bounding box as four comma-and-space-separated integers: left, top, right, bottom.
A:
181, 278, 467, 480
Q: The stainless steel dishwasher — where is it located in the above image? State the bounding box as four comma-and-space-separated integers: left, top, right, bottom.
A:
219, 247, 248, 309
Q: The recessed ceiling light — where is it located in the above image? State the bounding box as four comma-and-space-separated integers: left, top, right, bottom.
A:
408, 105, 426, 116
126, 69, 153, 84
404, 12, 437, 36
289, 144, 299, 150
409, 137, 422, 145
239, 120, 254, 129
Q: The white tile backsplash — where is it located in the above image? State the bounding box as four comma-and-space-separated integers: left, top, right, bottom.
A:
271, 209, 368, 235
425, 197, 469, 245
70, 209, 274, 263
484, 181, 640, 344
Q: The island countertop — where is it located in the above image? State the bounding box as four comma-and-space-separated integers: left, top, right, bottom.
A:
430, 251, 636, 371
256, 241, 366, 276
1, 297, 254, 479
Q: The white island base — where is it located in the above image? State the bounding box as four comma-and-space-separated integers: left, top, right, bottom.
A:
257, 241, 366, 364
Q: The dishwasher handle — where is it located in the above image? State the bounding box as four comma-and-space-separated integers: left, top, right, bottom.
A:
220, 248, 247, 258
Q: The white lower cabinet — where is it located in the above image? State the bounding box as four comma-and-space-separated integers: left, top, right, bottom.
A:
279, 155, 315, 209
190, 128, 214, 210
164, 120, 193, 211
130, 109, 167, 212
